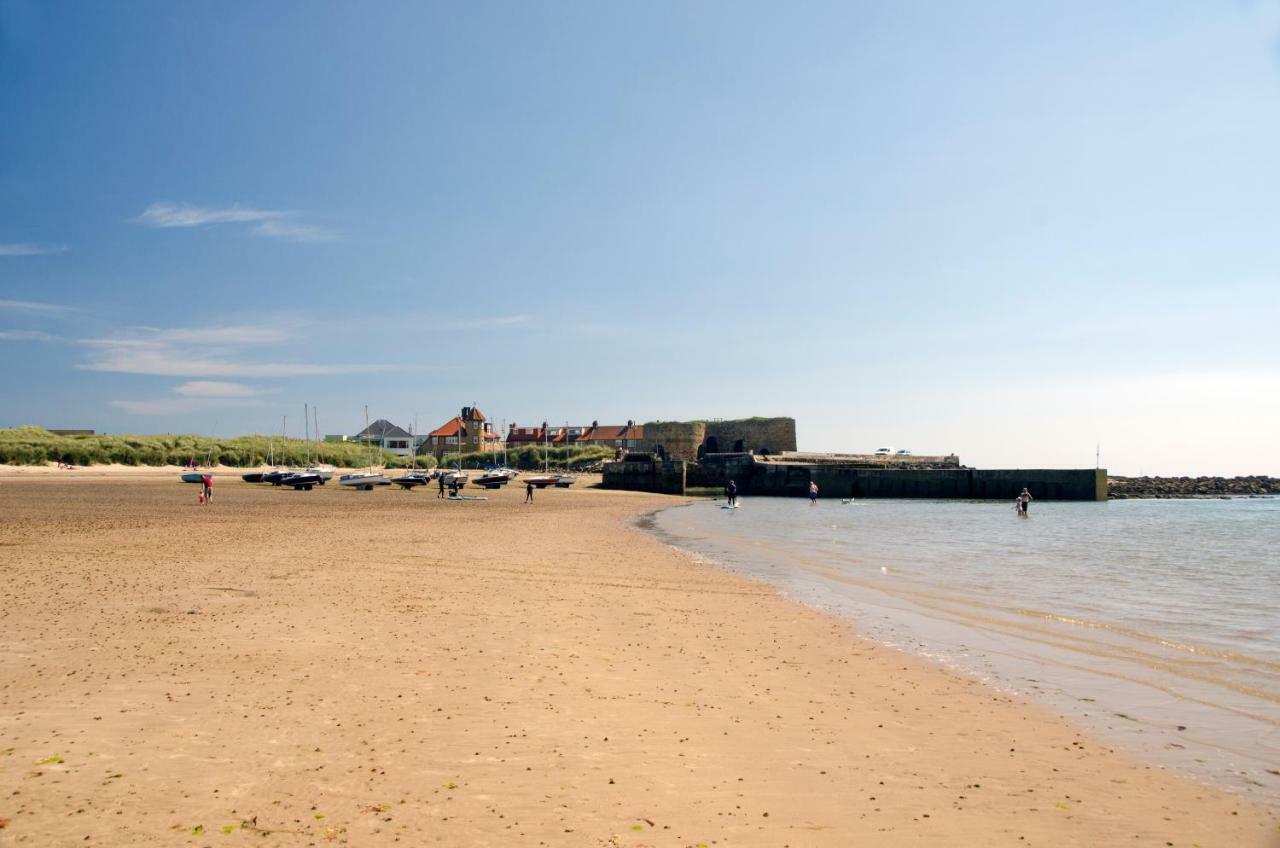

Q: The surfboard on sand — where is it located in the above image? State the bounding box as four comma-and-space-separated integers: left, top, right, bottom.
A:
448, 495, 488, 501
720, 503, 739, 510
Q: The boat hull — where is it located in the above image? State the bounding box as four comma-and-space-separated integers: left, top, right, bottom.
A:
282, 473, 322, 490
180, 473, 206, 484
339, 473, 389, 491
525, 475, 559, 489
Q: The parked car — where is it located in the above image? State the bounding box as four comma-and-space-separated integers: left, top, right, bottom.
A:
874, 447, 895, 455
896, 449, 912, 456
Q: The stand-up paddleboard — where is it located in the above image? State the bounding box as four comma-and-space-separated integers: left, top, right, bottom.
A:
720, 503, 739, 510
447, 495, 488, 501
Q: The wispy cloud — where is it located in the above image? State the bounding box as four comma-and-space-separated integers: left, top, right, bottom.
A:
135, 202, 284, 228
134, 202, 337, 241
452, 314, 534, 330
0, 242, 68, 256
78, 323, 397, 378
0, 298, 79, 314
110, 396, 264, 416
0, 329, 60, 342
120, 325, 292, 345
80, 345, 394, 378
173, 380, 274, 398
251, 220, 335, 242
112, 379, 276, 415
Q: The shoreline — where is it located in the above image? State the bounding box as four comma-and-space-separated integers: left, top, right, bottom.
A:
0, 477, 1275, 845
646, 497, 1280, 811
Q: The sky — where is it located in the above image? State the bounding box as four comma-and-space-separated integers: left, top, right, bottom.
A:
1, 0, 1278, 476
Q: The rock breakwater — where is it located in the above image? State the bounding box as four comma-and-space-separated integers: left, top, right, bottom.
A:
1108, 476, 1278, 499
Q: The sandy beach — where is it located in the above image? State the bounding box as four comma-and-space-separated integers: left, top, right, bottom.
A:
0, 474, 1275, 847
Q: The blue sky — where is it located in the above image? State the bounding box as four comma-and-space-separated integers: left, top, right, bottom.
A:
2, 1, 1278, 475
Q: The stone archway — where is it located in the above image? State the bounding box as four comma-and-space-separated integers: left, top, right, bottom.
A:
703, 436, 720, 454
733, 439, 745, 453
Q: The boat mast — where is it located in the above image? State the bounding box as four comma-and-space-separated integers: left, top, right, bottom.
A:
364, 405, 374, 471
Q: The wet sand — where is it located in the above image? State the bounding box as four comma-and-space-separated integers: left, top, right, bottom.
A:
0, 475, 1275, 846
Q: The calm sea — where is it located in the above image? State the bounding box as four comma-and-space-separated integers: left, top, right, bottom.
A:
650, 496, 1280, 806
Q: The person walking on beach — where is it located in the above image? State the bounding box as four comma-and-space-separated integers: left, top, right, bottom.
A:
200, 474, 213, 505
525, 480, 534, 504
1018, 487, 1033, 515
725, 479, 738, 506
437, 474, 446, 499
808, 480, 819, 504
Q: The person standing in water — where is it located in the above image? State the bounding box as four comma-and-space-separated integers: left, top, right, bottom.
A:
808, 480, 819, 504
724, 479, 738, 506
1019, 487, 1033, 515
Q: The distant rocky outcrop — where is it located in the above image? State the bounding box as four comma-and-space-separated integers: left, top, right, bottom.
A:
1108, 476, 1278, 499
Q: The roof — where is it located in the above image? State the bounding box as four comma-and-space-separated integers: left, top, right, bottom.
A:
461, 405, 487, 422
428, 417, 463, 438
582, 423, 645, 441
355, 418, 412, 440
429, 416, 500, 439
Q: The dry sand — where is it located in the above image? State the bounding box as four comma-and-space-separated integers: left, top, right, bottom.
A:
0, 475, 1275, 847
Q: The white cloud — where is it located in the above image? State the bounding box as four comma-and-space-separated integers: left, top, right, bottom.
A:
0, 298, 79, 314
452, 314, 534, 330
0, 329, 60, 342
79, 345, 394, 378
135, 202, 284, 228
87, 324, 293, 346
173, 381, 272, 398
78, 322, 395, 378
0, 242, 68, 256
251, 220, 335, 242
110, 397, 262, 416
134, 202, 337, 241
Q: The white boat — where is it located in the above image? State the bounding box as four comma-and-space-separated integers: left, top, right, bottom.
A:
305, 464, 334, 483
340, 406, 390, 490
391, 472, 432, 490
554, 474, 576, 488
526, 474, 559, 489
339, 471, 389, 490
441, 470, 469, 488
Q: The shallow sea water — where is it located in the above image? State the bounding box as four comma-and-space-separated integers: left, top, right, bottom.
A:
651, 496, 1280, 806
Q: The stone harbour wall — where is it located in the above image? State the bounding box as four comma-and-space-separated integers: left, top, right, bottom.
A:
693, 456, 1107, 501
601, 458, 687, 495
639, 417, 797, 461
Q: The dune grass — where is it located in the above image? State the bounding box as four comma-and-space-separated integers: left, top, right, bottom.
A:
0, 426, 399, 468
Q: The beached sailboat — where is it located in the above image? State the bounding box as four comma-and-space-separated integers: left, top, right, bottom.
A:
339, 406, 390, 490
391, 471, 432, 490
555, 420, 577, 487
525, 424, 560, 488
180, 445, 214, 483
303, 405, 334, 483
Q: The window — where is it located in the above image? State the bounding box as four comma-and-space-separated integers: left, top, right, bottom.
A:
389, 440, 408, 450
